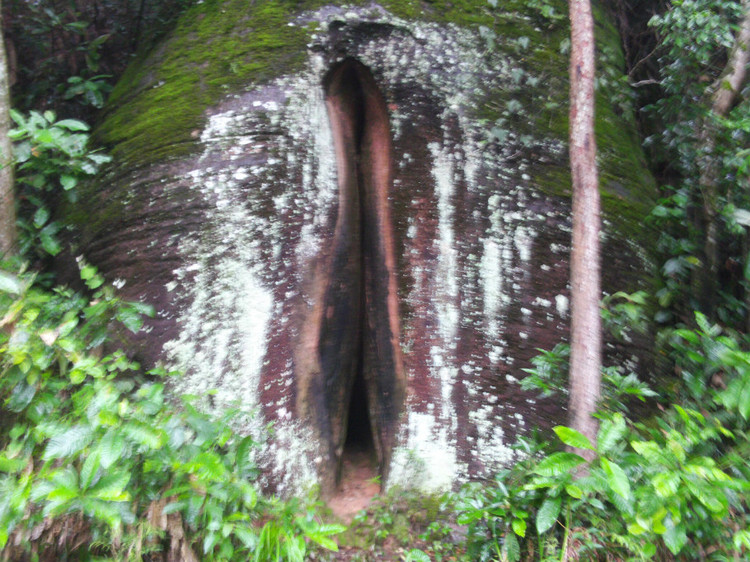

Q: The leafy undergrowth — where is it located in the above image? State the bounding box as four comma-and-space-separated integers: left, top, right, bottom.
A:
0, 262, 344, 561
453, 314, 750, 562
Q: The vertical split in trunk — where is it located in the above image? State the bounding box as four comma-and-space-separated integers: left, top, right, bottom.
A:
302, 58, 404, 494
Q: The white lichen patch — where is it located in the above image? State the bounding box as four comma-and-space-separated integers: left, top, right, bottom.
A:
468, 405, 516, 474
257, 420, 319, 495
388, 411, 463, 493
429, 141, 460, 345
165, 200, 273, 419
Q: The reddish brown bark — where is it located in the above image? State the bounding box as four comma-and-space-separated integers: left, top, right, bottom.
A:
567, 0, 602, 459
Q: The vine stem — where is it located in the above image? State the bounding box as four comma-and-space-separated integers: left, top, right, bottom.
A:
560, 502, 571, 562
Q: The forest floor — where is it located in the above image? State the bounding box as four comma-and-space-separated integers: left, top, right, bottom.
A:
314, 448, 467, 561
327, 448, 381, 522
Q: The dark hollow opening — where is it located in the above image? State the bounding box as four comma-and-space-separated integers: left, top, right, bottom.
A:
344, 365, 375, 456
338, 60, 376, 469
318, 57, 403, 494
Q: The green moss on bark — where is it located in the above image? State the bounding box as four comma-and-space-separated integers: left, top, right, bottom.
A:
93, 0, 654, 247
96, 0, 334, 166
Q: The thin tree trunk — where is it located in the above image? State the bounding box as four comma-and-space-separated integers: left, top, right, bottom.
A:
0, 0, 16, 256
697, 0, 750, 318
568, 0, 602, 460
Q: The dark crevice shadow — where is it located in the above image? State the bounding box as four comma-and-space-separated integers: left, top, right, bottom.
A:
317, 57, 404, 495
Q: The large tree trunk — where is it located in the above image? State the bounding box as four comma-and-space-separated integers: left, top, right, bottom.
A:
0, 0, 16, 256
568, 0, 602, 459
697, 0, 750, 319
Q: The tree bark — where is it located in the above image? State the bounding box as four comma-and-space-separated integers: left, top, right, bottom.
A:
0, 0, 16, 257
568, 0, 602, 460
697, 0, 750, 318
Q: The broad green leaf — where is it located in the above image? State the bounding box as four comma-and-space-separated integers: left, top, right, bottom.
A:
47, 485, 79, 502
60, 175, 78, 191
123, 421, 167, 450
80, 264, 97, 280
203, 532, 217, 554
128, 301, 155, 318
86, 89, 104, 108
30, 480, 56, 501
503, 531, 520, 561
13, 140, 31, 161
39, 229, 62, 256
55, 119, 89, 131
308, 534, 338, 551
535, 497, 561, 534
672, 328, 699, 344
7, 381, 36, 412
88, 153, 112, 165
316, 524, 346, 536
81, 498, 125, 530
405, 549, 430, 562
184, 451, 227, 480
663, 519, 687, 555
0, 454, 27, 473
85, 273, 104, 289
58, 317, 79, 337
597, 412, 626, 454
69, 367, 87, 384
652, 472, 679, 497
88, 471, 131, 501
512, 517, 526, 537
234, 525, 257, 549
673, 404, 690, 423
49, 465, 79, 495
284, 535, 305, 562
116, 308, 144, 333
532, 452, 586, 477
554, 426, 594, 450
457, 511, 482, 525
0, 271, 23, 294
80, 451, 101, 489
237, 435, 256, 470
9, 108, 25, 126
738, 377, 750, 419
601, 458, 631, 500
694, 312, 713, 334
33, 206, 49, 227
630, 440, 663, 464
734, 529, 750, 550
36, 129, 54, 144
686, 480, 728, 515
564, 483, 583, 499
43, 425, 93, 459
99, 431, 125, 469
161, 501, 185, 515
